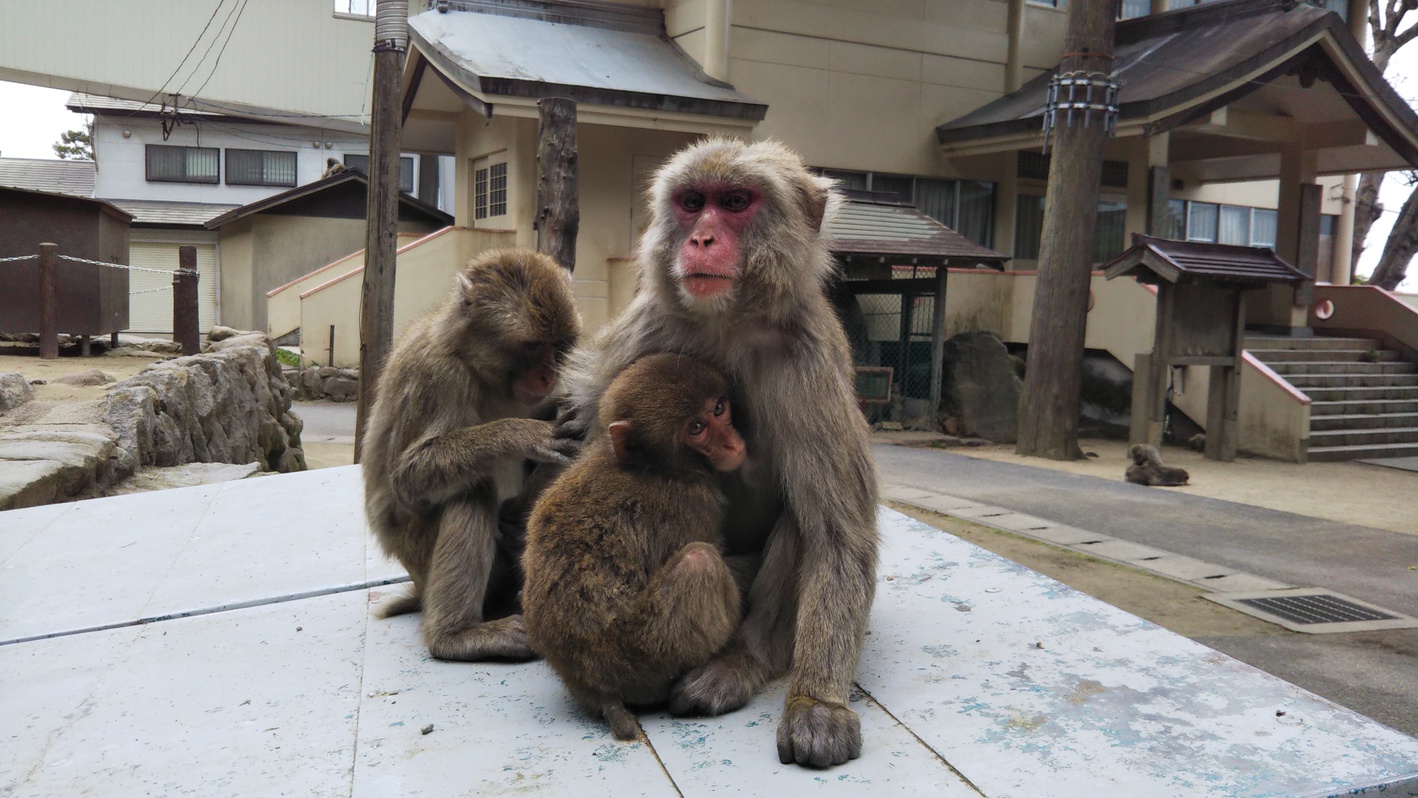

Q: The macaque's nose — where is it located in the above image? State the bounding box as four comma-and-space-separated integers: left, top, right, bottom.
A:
690, 231, 715, 248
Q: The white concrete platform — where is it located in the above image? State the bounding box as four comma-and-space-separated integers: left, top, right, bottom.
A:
2, 465, 1416, 797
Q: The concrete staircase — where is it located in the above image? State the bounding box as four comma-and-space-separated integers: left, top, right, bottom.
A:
1246, 335, 1418, 462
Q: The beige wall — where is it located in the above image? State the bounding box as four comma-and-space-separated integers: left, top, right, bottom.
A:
266, 232, 425, 339
299, 227, 517, 368
219, 214, 443, 333
0, 0, 374, 129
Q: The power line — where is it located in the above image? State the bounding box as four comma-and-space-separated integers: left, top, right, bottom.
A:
139, 0, 231, 109
183, 0, 252, 103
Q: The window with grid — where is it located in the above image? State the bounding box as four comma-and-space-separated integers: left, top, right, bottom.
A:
343, 154, 415, 193
146, 145, 219, 184
476, 162, 508, 219
226, 149, 297, 187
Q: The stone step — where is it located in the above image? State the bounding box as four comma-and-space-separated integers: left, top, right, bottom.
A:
1310, 412, 1418, 431
1307, 426, 1418, 449
1310, 399, 1418, 416
1265, 360, 1418, 376
1308, 440, 1418, 462
1300, 385, 1418, 402
1245, 335, 1382, 351
1288, 373, 1418, 389
1249, 348, 1404, 363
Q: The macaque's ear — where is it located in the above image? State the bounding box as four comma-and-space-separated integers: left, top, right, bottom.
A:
799, 174, 833, 233
456, 271, 474, 293
608, 420, 635, 464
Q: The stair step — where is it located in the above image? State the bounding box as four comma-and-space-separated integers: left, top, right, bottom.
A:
1265, 361, 1418, 376
1246, 335, 1382, 351
1301, 386, 1418, 402
1250, 348, 1404, 363
1288, 374, 1418, 389
1310, 399, 1418, 416
1310, 412, 1418, 431
1307, 441, 1418, 462
1307, 426, 1418, 448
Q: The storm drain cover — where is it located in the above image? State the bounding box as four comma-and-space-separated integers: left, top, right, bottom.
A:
1204, 588, 1418, 634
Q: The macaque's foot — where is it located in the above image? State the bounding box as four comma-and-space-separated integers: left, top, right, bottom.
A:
776, 695, 861, 768
425, 614, 537, 662
667, 656, 758, 716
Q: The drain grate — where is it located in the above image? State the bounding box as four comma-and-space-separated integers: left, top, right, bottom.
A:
1235, 594, 1398, 625
1203, 588, 1418, 634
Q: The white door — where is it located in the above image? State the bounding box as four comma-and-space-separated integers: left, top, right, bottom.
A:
127, 242, 218, 336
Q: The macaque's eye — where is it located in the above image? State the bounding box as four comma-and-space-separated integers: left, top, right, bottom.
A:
680, 191, 706, 212
721, 191, 751, 212
713, 397, 727, 416
687, 419, 708, 437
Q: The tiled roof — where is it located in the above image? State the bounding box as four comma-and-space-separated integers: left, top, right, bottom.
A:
1103, 234, 1309, 286
829, 194, 1008, 266
107, 199, 240, 228
0, 157, 95, 197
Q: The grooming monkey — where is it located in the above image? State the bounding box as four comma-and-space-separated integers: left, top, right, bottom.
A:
524, 354, 746, 741
564, 139, 879, 767
1125, 443, 1191, 487
362, 249, 580, 660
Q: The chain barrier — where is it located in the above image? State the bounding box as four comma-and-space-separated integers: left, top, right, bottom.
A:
56, 254, 198, 277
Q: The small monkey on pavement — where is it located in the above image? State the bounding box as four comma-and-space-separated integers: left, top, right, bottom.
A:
524, 353, 747, 741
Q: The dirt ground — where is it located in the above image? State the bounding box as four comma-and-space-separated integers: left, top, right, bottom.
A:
923, 437, 1418, 537
0, 345, 171, 420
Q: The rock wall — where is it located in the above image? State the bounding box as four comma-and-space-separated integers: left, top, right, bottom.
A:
293, 366, 359, 402
104, 331, 307, 474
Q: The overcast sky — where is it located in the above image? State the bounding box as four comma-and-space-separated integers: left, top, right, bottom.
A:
1, 39, 1415, 290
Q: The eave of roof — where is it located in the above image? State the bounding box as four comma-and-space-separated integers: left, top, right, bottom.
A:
829, 193, 1009, 268
406, 2, 767, 123
204, 170, 452, 229
107, 199, 239, 229
0, 157, 96, 197
935, 0, 1418, 169
1102, 233, 1309, 286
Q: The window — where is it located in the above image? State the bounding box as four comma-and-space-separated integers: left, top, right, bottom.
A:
1187, 201, 1218, 242
869, 174, 914, 201
1018, 151, 1128, 188
343, 153, 415, 193
1166, 199, 1188, 240
1014, 195, 1047, 260
146, 145, 219, 184
1095, 200, 1128, 262
475, 161, 508, 220
821, 169, 867, 191
1014, 194, 1126, 263
335, 0, 375, 16
1252, 210, 1278, 248
1218, 205, 1251, 246
226, 149, 297, 187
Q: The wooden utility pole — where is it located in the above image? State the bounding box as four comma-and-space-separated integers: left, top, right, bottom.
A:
354, 3, 407, 461
535, 98, 580, 272
38, 243, 58, 360
174, 245, 200, 356
1016, 0, 1118, 460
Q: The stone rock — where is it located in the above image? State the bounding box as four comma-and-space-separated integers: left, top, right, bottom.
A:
325, 374, 358, 402
207, 325, 245, 342
1, 372, 35, 412
0, 427, 117, 510
938, 331, 1022, 444
108, 461, 261, 495
52, 368, 116, 387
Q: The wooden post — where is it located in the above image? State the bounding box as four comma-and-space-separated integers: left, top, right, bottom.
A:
355, 4, 407, 461
1016, 0, 1118, 460
1147, 166, 1171, 237
928, 265, 949, 422
38, 243, 58, 359
535, 97, 580, 272
173, 245, 200, 356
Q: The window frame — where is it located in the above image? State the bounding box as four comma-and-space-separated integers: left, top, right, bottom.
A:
145, 144, 221, 185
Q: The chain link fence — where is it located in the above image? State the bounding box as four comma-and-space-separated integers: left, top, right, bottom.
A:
833, 286, 939, 429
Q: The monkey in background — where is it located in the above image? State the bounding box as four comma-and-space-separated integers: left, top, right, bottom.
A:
1125, 443, 1190, 487
362, 249, 580, 661
563, 139, 878, 767
524, 353, 746, 741
322, 157, 348, 178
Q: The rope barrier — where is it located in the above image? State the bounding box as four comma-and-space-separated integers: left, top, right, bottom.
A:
0, 255, 37, 263
56, 254, 197, 277
129, 285, 175, 296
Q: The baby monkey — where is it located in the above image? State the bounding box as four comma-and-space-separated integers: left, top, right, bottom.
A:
523, 353, 746, 741
1125, 443, 1191, 487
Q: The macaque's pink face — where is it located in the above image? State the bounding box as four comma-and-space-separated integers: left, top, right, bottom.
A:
512, 342, 560, 406
684, 393, 746, 472
672, 183, 761, 301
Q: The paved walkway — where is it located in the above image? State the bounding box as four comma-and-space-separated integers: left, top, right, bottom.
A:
874, 443, 1418, 736
3, 466, 1416, 796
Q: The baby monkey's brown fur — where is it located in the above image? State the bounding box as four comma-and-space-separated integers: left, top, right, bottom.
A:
1125, 443, 1191, 487
524, 354, 746, 740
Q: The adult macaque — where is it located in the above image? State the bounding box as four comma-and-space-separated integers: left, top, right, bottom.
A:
363, 249, 580, 660
1125, 443, 1190, 487
524, 353, 746, 741
565, 139, 879, 767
